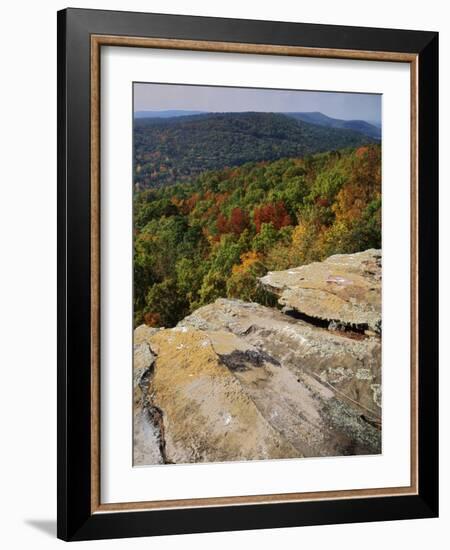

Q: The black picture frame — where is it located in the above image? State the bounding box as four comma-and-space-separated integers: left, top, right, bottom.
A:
57, 7, 438, 541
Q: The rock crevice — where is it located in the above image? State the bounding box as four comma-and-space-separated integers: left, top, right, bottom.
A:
259, 249, 381, 334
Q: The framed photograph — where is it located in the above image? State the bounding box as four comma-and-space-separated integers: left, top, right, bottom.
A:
57, 8, 438, 541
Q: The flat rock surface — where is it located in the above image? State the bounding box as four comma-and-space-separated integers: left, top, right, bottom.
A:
259, 249, 381, 332
146, 328, 299, 463
181, 299, 381, 455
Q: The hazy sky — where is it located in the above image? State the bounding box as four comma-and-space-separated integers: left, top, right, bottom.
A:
134, 82, 381, 124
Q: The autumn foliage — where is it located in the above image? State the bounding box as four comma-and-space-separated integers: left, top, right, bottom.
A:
229, 208, 250, 235
253, 202, 292, 233
143, 312, 161, 327
134, 144, 381, 328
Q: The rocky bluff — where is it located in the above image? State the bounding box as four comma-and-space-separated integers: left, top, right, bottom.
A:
134, 249, 382, 465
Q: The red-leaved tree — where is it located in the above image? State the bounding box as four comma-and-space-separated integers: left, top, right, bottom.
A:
253, 201, 292, 233
216, 212, 229, 234
229, 207, 249, 235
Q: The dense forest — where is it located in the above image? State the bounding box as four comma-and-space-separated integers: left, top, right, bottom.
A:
288, 112, 381, 139
134, 112, 376, 188
134, 143, 381, 328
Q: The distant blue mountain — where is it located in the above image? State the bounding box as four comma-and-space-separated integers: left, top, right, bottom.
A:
134, 110, 206, 119
286, 112, 381, 140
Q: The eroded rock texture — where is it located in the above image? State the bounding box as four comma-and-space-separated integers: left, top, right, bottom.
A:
259, 249, 381, 334
133, 250, 382, 465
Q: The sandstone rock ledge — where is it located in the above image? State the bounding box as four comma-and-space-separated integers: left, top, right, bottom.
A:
259, 249, 381, 334
133, 250, 382, 466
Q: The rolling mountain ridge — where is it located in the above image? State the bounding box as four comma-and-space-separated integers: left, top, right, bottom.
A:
285, 112, 381, 139
134, 111, 376, 188
134, 109, 206, 119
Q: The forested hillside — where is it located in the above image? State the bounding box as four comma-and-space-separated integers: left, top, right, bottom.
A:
133, 112, 376, 188
134, 144, 381, 328
286, 112, 381, 139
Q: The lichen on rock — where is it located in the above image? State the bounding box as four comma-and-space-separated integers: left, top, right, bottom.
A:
259, 249, 381, 333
